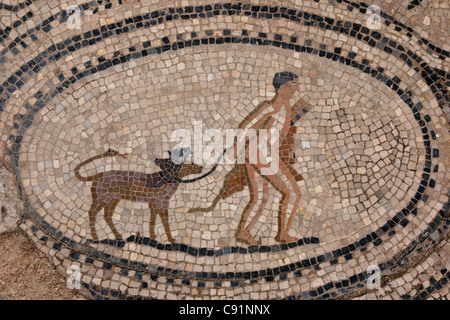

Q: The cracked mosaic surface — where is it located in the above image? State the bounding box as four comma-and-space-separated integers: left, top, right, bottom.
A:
0, 0, 448, 299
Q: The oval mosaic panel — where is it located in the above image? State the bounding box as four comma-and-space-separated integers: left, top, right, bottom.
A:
1, 0, 448, 299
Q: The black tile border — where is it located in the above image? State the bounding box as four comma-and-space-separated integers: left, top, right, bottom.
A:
85, 235, 320, 256
36, 199, 447, 300
1, 1, 448, 61
407, 0, 423, 11
16, 32, 439, 281
0, 0, 113, 46
2, 2, 448, 299
411, 269, 450, 300
1, 3, 448, 109
0, 0, 37, 12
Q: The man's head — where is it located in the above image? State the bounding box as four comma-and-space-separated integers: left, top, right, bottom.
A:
273, 71, 299, 99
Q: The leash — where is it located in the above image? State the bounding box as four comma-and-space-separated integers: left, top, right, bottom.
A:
173, 122, 275, 184
174, 148, 228, 184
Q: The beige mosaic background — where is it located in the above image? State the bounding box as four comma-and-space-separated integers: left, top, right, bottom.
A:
0, 0, 448, 299
20, 47, 423, 250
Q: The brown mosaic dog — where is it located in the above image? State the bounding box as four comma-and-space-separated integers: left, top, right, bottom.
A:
75, 149, 203, 243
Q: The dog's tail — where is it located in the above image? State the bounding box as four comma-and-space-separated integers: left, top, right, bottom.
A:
188, 195, 221, 213
74, 149, 120, 182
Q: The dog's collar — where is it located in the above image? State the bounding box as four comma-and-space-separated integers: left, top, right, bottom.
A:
158, 171, 179, 184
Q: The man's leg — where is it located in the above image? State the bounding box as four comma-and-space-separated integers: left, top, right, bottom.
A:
277, 163, 302, 241
235, 164, 260, 245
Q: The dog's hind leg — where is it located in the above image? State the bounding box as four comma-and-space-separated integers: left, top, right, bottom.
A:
159, 209, 175, 243
88, 199, 106, 241
103, 199, 123, 240
188, 165, 247, 213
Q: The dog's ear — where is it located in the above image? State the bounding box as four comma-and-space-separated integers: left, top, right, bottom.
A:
106, 148, 118, 156
167, 150, 172, 157
154, 158, 161, 166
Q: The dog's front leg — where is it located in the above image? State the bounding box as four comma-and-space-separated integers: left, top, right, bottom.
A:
149, 204, 157, 240
160, 209, 175, 243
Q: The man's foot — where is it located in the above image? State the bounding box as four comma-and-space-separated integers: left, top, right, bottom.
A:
275, 232, 299, 243
235, 229, 261, 246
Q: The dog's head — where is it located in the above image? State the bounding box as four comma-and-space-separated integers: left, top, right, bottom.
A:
154, 157, 176, 174
154, 151, 203, 180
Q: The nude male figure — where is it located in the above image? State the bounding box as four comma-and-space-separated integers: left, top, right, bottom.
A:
189, 72, 309, 245
235, 72, 303, 245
